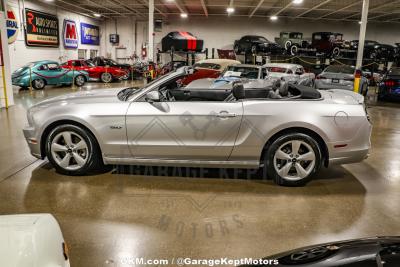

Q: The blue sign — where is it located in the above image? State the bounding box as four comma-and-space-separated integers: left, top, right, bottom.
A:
80, 23, 99, 45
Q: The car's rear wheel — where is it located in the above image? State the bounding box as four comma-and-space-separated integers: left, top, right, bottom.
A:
45, 124, 102, 175
32, 79, 46, 90
264, 133, 322, 186
100, 72, 113, 83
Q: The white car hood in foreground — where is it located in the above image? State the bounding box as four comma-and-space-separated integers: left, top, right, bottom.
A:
0, 214, 69, 267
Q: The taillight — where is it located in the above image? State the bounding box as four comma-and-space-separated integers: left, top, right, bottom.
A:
385, 80, 396, 87
316, 75, 326, 80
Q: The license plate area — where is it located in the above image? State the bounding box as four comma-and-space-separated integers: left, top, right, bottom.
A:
332, 78, 340, 83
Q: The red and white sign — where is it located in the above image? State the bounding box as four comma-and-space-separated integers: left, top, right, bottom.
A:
6, 5, 19, 44
63, 19, 78, 49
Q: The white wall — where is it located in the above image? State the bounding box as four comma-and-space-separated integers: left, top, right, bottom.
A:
7, 0, 103, 72
102, 16, 400, 62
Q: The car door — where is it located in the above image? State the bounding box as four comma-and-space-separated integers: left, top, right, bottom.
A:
41, 63, 67, 85
125, 92, 244, 161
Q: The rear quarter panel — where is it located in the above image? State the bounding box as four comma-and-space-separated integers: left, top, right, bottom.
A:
229, 99, 368, 162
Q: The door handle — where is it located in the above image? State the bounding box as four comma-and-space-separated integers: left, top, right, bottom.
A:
216, 111, 237, 118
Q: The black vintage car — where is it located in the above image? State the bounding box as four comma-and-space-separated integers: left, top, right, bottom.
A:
161, 31, 204, 52
241, 236, 400, 266
233, 35, 284, 55
350, 40, 396, 61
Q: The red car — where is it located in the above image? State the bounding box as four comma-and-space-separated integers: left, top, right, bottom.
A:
61, 60, 129, 83
180, 59, 240, 85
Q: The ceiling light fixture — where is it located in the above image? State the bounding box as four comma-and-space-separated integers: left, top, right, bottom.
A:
44, 0, 55, 2
180, 13, 188, 18
93, 13, 101, 17
226, 7, 235, 14
270, 15, 278, 21
358, 21, 362, 24
292, 0, 303, 4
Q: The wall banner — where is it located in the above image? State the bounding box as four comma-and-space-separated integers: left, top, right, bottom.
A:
63, 19, 78, 49
25, 8, 59, 47
80, 23, 99, 45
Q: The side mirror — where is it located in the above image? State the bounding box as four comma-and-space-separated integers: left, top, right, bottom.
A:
145, 91, 160, 103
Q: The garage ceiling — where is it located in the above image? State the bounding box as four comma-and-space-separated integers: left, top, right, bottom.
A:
41, 0, 400, 23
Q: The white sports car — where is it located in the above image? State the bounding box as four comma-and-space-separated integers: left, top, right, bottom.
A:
0, 214, 70, 267
263, 63, 315, 86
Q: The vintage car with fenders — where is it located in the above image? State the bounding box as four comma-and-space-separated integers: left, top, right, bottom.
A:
23, 67, 372, 186
274, 32, 310, 55
12, 60, 89, 90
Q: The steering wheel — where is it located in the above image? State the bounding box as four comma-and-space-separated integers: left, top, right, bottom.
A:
159, 87, 175, 101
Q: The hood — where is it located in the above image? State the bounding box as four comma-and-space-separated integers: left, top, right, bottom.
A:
31, 88, 124, 108
320, 89, 364, 105
0, 214, 67, 267
256, 236, 400, 267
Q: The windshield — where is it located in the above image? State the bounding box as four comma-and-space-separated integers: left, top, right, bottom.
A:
104, 59, 118, 66
325, 65, 354, 74
85, 60, 95, 67
193, 63, 221, 70
266, 67, 288, 73
225, 66, 259, 79
289, 33, 302, 39
254, 36, 269, 43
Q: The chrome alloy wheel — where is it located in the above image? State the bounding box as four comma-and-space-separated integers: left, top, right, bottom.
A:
75, 75, 85, 86
101, 72, 113, 83
50, 131, 89, 171
273, 140, 316, 181
34, 79, 45, 89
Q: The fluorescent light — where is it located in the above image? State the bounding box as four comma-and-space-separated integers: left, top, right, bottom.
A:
358, 21, 362, 24
180, 13, 188, 18
292, 0, 303, 4
44, 0, 55, 2
270, 15, 278, 21
226, 7, 235, 13
93, 13, 101, 17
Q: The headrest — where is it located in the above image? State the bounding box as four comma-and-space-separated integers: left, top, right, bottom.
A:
232, 81, 245, 99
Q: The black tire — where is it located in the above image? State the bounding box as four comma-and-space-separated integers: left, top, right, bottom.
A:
32, 79, 46, 90
284, 41, 292, 51
332, 47, 341, 58
234, 44, 241, 54
100, 72, 113, 83
75, 75, 86, 87
45, 124, 103, 175
290, 45, 299, 56
263, 133, 322, 186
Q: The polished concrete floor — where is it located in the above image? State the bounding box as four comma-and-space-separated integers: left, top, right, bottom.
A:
1, 83, 400, 266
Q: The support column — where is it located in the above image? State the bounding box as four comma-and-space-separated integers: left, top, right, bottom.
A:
356, 0, 369, 69
148, 0, 154, 61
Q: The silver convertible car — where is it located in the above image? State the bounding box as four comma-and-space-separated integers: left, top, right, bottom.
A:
23, 67, 372, 186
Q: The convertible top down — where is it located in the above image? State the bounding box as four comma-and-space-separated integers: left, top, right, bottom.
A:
23, 67, 371, 186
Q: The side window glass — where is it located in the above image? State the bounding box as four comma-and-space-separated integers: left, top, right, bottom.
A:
38, 64, 48, 71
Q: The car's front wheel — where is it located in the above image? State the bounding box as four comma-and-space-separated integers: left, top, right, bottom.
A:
234, 44, 241, 54
264, 133, 322, 186
45, 124, 102, 175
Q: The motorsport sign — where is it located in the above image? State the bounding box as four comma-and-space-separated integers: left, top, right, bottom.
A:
63, 19, 78, 49
80, 23, 99, 45
25, 8, 59, 47
6, 5, 19, 44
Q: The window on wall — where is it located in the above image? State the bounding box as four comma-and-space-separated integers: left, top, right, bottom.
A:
78, 49, 87, 60
90, 50, 98, 59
